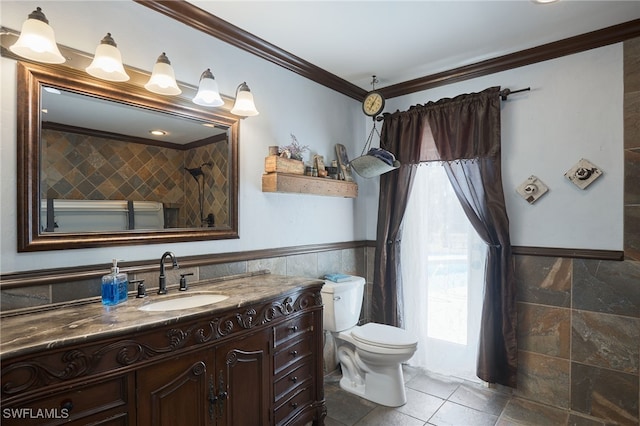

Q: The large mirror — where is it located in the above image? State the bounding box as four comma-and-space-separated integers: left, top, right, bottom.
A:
16, 61, 239, 251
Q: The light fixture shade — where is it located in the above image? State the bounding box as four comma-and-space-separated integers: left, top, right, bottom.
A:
86, 33, 130, 82
193, 69, 224, 107
9, 7, 65, 64
144, 53, 181, 96
230, 82, 259, 116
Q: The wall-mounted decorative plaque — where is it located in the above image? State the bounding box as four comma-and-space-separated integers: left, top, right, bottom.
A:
516, 175, 549, 204
564, 158, 602, 190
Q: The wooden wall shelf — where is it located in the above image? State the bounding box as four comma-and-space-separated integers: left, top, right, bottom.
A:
262, 173, 358, 198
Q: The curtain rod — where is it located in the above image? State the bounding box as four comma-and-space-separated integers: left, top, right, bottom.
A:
376, 86, 531, 121
499, 87, 531, 100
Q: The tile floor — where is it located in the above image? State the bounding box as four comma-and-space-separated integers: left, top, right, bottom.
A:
323, 366, 609, 426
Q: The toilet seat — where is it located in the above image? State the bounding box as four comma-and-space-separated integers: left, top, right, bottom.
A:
351, 323, 417, 353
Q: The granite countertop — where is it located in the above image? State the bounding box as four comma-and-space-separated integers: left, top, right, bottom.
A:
0, 272, 324, 360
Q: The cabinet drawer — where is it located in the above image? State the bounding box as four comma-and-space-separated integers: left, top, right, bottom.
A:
1, 376, 130, 426
274, 337, 313, 374
274, 360, 313, 402
274, 383, 313, 425
273, 313, 314, 348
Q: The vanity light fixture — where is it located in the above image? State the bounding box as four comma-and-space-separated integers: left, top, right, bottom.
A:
144, 52, 181, 96
192, 68, 224, 107
230, 82, 259, 116
85, 33, 129, 82
9, 7, 65, 64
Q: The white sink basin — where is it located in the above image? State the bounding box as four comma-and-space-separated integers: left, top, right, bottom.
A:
139, 293, 229, 312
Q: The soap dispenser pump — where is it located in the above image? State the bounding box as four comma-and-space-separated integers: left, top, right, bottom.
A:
101, 259, 129, 306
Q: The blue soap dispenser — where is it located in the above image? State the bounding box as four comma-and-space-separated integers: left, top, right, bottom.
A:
102, 259, 129, 305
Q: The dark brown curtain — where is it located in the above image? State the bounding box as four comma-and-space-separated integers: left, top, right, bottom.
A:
373, 86, 517, 387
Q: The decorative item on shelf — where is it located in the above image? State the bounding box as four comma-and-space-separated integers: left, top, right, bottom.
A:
268, 146, 279, 156
335, 143, 354, 182
264, 135, 308, 175
85, 33, 129, 82
564, 158, 603, 190
516, 175, 549, 204
231, 82, 259, 116
192, 68, 223, 107
313, 155, 328, 177
9, 7, 65, 64
327, 160, 339, 179
279, 134, 309, 161
265, 156, 305, 175
144, 52, 181, 96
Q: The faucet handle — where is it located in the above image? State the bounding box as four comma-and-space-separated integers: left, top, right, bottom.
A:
132, 280, 146, 298
179, 273, 194, 291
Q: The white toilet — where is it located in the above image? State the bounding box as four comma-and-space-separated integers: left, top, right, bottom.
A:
321, 275, 418, 407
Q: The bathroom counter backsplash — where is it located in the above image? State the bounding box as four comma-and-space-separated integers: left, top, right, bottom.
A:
0, 273, 323, 360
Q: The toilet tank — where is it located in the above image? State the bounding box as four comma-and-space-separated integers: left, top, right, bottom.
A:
321, 276, 365, 332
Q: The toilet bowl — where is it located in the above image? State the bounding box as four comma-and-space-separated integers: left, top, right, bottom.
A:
321, 276, 417, 407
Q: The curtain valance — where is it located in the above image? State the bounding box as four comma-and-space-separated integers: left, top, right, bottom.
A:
380, 86, 502, 163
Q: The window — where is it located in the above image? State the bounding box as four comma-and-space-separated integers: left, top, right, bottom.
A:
401, 164, 486, 381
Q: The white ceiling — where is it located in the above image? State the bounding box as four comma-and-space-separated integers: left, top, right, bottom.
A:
190, 0, 640, 91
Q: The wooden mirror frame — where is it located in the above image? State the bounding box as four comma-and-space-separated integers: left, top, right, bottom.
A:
16, 61, 239, 252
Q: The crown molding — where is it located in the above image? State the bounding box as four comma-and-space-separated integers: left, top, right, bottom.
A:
380, 18, 640, 99
135, 0, 367, 100
137, 1, 640, 101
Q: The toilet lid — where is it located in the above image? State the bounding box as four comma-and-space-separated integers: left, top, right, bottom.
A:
351, 323, 417, 349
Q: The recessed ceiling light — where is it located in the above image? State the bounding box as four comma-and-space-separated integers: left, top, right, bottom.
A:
149, 129, 167, 136
531, 0, 559, 3
202, 123, 216, 128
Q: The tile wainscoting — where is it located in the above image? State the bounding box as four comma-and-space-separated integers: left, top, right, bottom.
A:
3, 245, 636, 425
516, 254, 639, 425
0, 242, 375, 314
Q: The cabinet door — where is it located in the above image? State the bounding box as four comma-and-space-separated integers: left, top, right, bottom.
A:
136, 352, 210, 426
213, 329, 271, 426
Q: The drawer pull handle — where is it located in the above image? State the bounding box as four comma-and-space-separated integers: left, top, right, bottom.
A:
290, 325, 299, 332
290, 350, 298, 356
290, 402, 298, 409
290, 376, 298, 383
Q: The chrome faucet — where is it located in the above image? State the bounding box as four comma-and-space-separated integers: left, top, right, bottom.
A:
158, 251, 179, 295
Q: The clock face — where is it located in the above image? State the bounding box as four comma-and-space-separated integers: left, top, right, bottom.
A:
362, 91, 385, 117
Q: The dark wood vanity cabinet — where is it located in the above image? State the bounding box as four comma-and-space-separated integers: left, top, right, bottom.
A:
136, 327, 271, 425
1, 282, 326, 426
273, 312, 319, 425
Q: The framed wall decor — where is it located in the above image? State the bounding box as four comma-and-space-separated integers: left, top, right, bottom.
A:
564, 158, 603, 190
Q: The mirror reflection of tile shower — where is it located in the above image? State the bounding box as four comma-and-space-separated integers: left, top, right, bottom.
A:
185, 162, 215, 227
41, 126, 229, 230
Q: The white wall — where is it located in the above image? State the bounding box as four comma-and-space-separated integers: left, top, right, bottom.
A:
0, 1, 368, 273
382, 44, 624, 250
